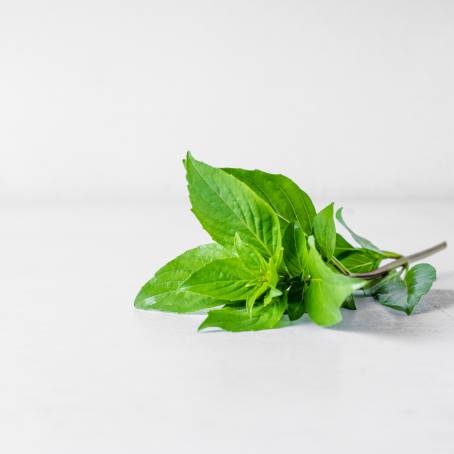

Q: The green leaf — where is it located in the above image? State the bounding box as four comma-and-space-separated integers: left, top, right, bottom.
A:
370, 264, 436, 315
334, 233, 355, 257
287, 282, 306, 321
313, 202, 336, 260
340, 249, 383, 273
282, 223, 307, 277
303, 237, 366, 326
341, 295, 357, 310
406, 264, 436, 313
185, 153, 281, 258
335, 208, 382, 253
246, 283, 269, 315
234, 233, 267, 272
223, 168, 316, 234
198, 295, 287, 332
134, 243, 231, 313
181, 257, 263, 301
263, 287, 283, 306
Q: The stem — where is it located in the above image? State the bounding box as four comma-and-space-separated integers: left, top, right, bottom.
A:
381, 250, 402, 259
350, 241, 447, 279
331, 256, 351, 275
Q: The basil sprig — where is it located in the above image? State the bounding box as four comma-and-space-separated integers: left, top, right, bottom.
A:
134, 153, 445, 332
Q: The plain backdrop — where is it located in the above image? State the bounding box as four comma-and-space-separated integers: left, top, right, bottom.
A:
1, 0, 453, 204
2, 2, 454, 454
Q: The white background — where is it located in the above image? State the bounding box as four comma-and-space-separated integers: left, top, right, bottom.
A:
1, 0, 453, 202
1, 2, 454, 454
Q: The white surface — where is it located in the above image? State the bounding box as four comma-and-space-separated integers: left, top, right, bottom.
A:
2, 1, 453, 451
1, 200, 454, 453
1, 0, 454, 202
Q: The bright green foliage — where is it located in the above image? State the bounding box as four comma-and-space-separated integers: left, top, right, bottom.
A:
185, 153, 281, 258
134, 243, 231, 312
198, 295, 287, 332
223, 168, 316, 234
234, 233, 267, 272
302, 237, 366, 326
334, 233, 355, 257
181, 257, 263, 301
134, 153, 440, 332
282, 223, 307, 277
313, 203, 336, 260
340, 249, 383, 273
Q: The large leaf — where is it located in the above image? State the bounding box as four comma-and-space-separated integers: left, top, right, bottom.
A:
223, 168, 316, 234
370, 264, 436, 315
198, 295, 287, 332
186, 154, 281, 257
181, 257, 264, 301
303, 237, 366, 326
282, 223, 307, 277
313, 202, 336, 260
134, 244, 231, 313
335, 208, 382, 253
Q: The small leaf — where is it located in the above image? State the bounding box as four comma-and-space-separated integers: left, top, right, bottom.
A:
334, 233, 355, 257
406, 264, 436, 314
246, 283, 269, 315
303, 237, 366, 326
186, 153, 281, 257
341, 295, 357, 310
181, 257, 262, 301
263, 287, 283, 306
134, 243, 231, 313
223, 168, 316, 234
282, 223, 307, 277
335, 208, 382, 253
313, 203, 336, 260
340, 249, 383, 273
370, 264, 436, 315
198, 295, 287, 332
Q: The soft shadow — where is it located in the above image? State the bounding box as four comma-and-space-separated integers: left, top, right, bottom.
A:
331, 290, 454, 338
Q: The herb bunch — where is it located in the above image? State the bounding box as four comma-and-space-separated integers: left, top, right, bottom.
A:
134, 153, 446, 332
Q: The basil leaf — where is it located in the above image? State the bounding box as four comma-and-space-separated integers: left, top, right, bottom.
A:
334, 233, 355, 257
370, 273, 407, 311
186, 153, 281, 258
134, 243, 231, 312
234, 233, 267, 272
371, 264, 436, 315
335, 208, 382, 253
287, 282, 306, 321
181, 257, 263, 301
303, 237, 366, 326
282, 223, 307, 277
313, 202, 336, 260
405, 264, 436, 313
263, 287, 283, 306
198, 296, 287, 332
340, 249, 383, 273
223, 168, 316, 234
246, 283, 269, 314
